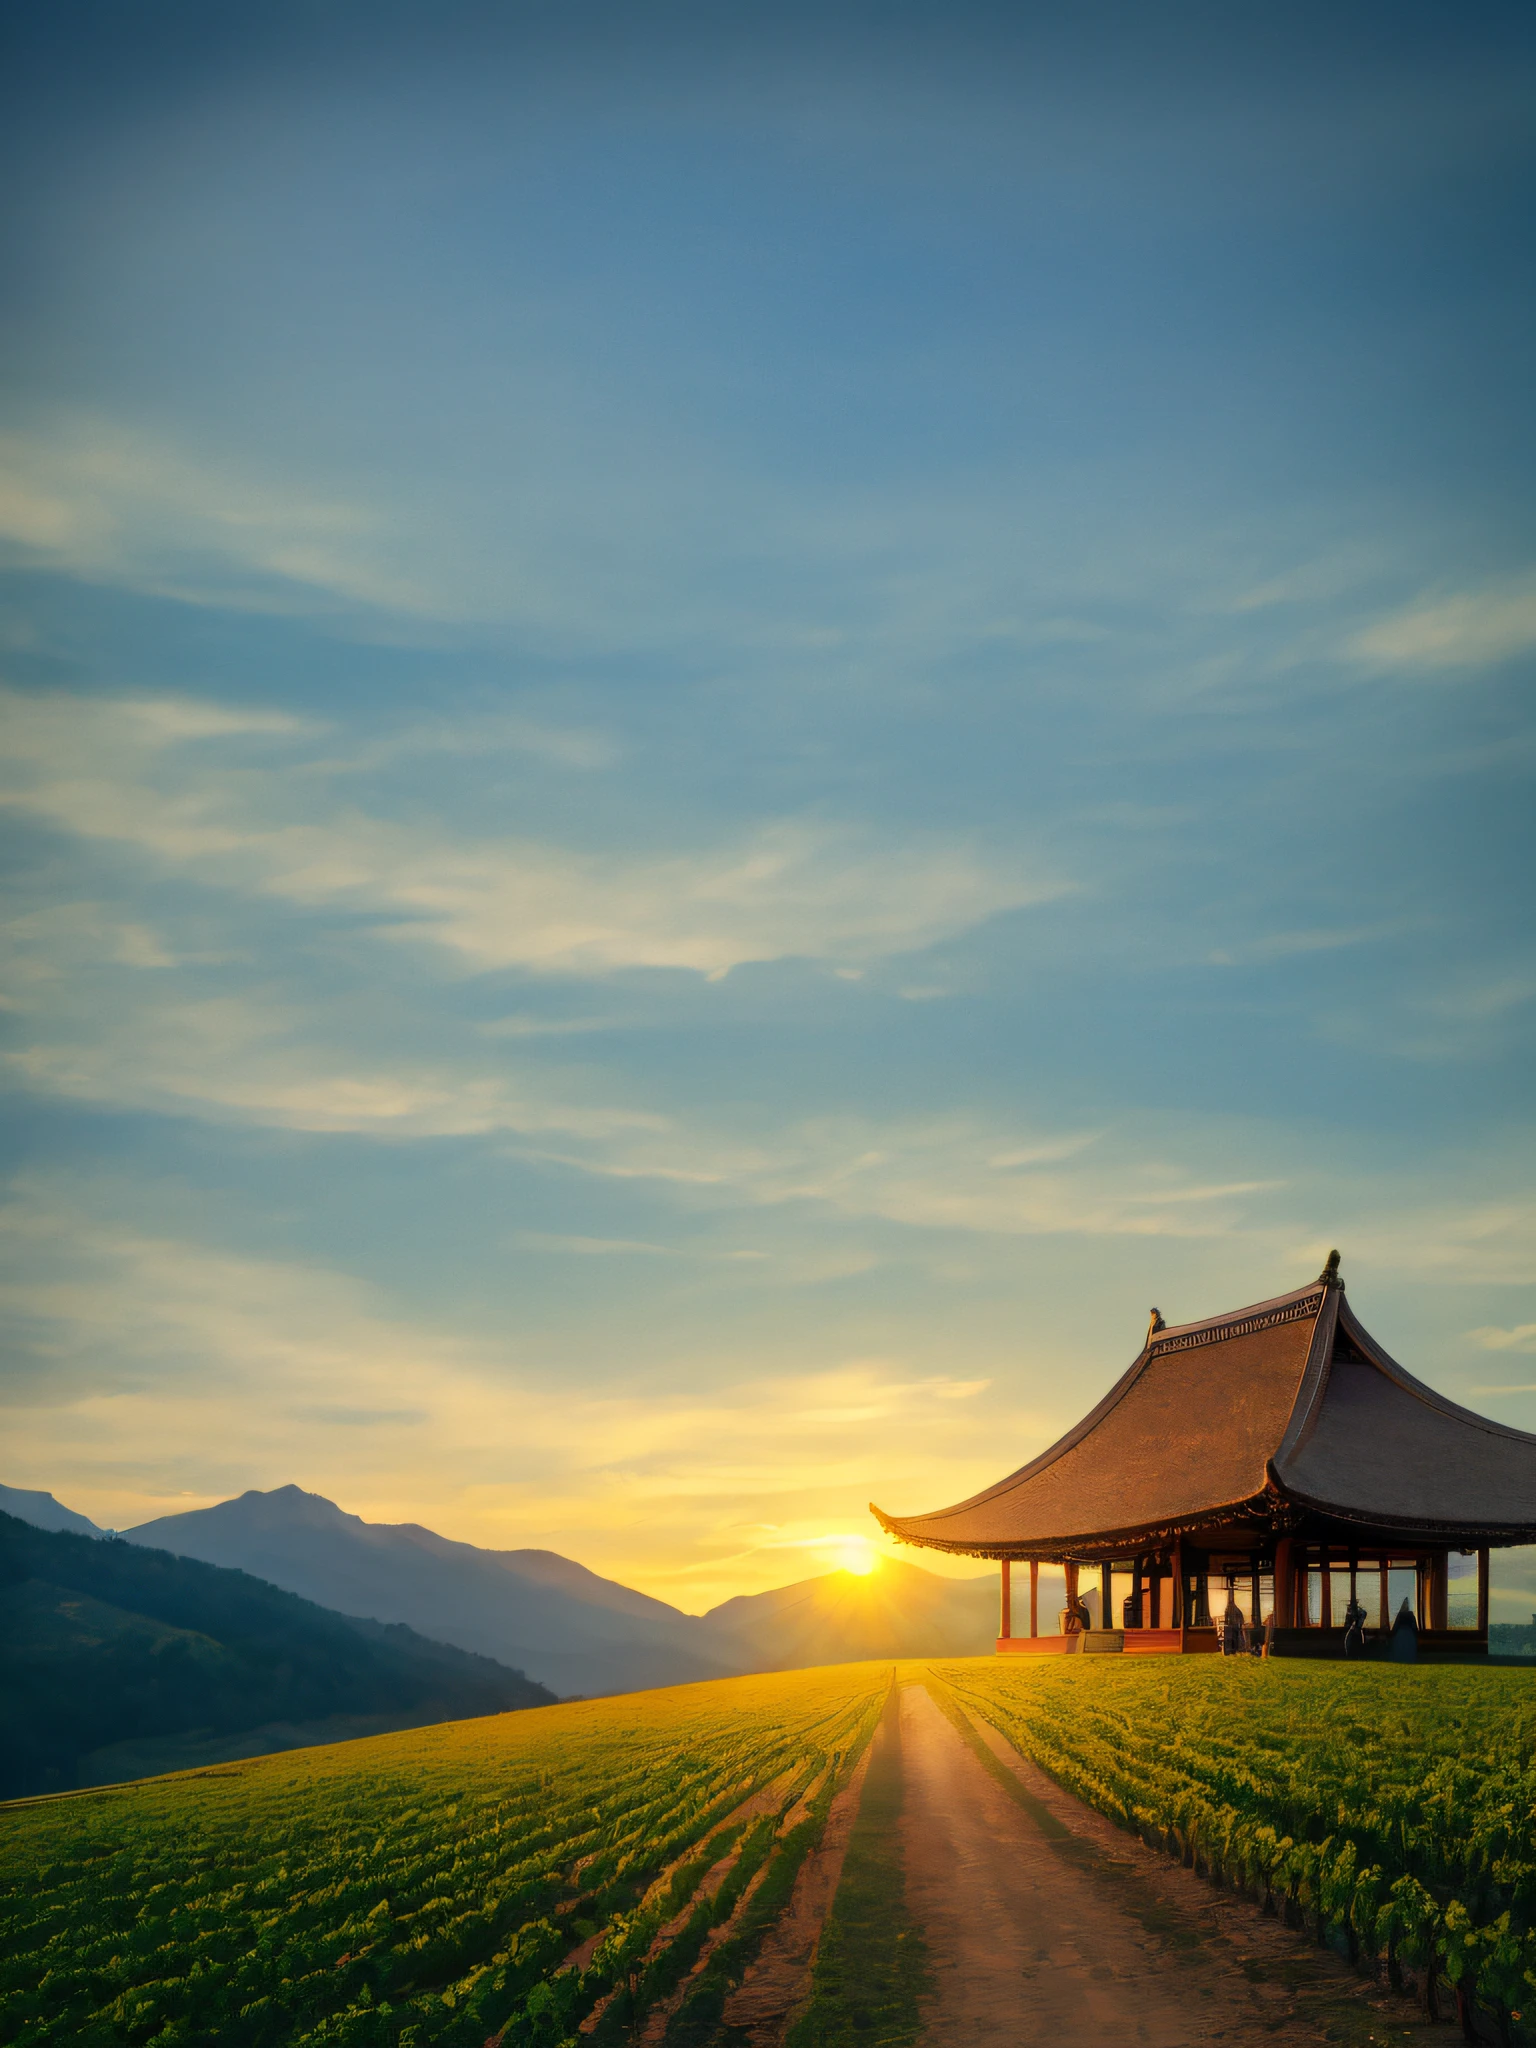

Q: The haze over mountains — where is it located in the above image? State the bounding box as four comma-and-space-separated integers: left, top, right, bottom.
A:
4, 1483, 999, 1697
119, 1485, 999, 1694
121, 1486, 733, 1698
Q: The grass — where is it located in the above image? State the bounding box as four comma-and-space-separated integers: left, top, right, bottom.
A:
0, 1664, 888, 2048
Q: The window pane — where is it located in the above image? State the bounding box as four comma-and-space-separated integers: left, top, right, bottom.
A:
1448, 1551, 1478, 1630
1388, 1565, 1419, 1627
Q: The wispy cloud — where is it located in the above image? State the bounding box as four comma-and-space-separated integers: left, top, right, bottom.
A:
1, 988, 663, 1142
511, 1232, 767, 1261
0, 421, 435, 618
1470, 1323, 1536, 1354
1350, 570, 1536, 670
0, 1187, 1028, 1603
1, 688, 1061, 978
1207, 921, 1412, 966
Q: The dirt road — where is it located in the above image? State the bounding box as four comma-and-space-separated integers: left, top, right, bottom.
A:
897, 1681, 1459, 2048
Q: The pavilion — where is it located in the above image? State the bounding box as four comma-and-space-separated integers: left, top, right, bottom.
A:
870, 1253, 1536, 1656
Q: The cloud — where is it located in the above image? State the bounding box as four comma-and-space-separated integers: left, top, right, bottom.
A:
0, 1188, 1030, 1604
1, 989, 663, 1142
0, 422, 435, 618
511, 1232, 763, 1259
332, 714, 619, 775
1206, 921, 1411, 966
1470, 1323, 1536, 1354
1349, 570, 1536, 670
0, 688, 1060, 977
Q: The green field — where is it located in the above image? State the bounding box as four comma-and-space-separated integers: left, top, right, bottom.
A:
0, 1665, 887, 2048
6, 1657, 1536, 2046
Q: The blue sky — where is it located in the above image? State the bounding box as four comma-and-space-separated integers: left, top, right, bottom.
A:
2, 0, 1534, 1610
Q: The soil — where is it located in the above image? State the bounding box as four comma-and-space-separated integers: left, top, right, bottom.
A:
898, 1681, 1463, 2048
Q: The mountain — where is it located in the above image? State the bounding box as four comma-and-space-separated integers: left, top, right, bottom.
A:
701, 1556, 998, 1666
118, 1483, 999, 1695
123, 1485, 739, 1698
0, 1510, 556, 1800
0, 1482, 107, 1538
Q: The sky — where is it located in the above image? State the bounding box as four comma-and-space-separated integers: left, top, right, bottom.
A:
1, 0, 1534, 1615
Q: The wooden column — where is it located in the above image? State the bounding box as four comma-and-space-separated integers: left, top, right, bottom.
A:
1172, 1538, 1184, 1628
1150, 1556, 1161, 1629
1029, 1559, 1039, 1638
1273, 1536, 1294, 1629
1064, 1559, 1079, 1627
1321, 1552, 1333, 1632
1379, 1561, 1389, 1634
1101, 1561, 1114, 1631
1477, 1548, 1490, 1636
999, 1558, 1012, 1640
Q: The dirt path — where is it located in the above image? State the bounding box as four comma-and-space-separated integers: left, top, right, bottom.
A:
898, 1681, 1461, 2048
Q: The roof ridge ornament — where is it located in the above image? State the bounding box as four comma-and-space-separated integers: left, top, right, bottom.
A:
1317, 1248, 1343, 1291
1146, 1308, 1166, 1346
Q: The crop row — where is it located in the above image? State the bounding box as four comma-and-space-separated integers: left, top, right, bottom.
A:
0, 1665, 889, 2048
932, 1657, 1536, 2041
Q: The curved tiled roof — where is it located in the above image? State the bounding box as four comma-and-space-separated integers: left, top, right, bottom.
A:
871, 1270, 1536, 1555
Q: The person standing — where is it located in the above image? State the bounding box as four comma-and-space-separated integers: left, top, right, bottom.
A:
1343, 1593, 1367, 1658
1389, 1596, 1420, 1663
1220, 1590, 1244, 1655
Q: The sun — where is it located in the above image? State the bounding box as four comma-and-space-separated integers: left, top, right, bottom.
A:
832, 1536, 879, 1577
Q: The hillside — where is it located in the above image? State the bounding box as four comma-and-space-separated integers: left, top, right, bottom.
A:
702, 1556, 997, 1665
0, 1511, 555, 1798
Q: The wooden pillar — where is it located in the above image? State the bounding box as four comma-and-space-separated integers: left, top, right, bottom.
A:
1064, 1559, 1079, 1625
1321, 1552, 1333, 1632
1273, 1536, 1294, 1629
1101, 1560, 1114, 1631
1477, 1548, 1490, 1636
999, 1558, 1012, 1641
1379, 1560, 1389, 1634
1029, 1559, 1039, 1638
1150, 1556, 1161, 1630
1251, 1560, 1262, 1632
1172, 1538, 1184, 1629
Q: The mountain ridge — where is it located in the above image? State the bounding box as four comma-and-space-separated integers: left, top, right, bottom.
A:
0, 1510, 555, 1799
6, 1480, 1000, 1699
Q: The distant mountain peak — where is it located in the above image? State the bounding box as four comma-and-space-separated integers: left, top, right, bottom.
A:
0, 1483, 106, 1539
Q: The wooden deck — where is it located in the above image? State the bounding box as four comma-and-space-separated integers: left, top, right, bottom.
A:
996, 1629, 1213, 1656
997, 1627, 1488, 1658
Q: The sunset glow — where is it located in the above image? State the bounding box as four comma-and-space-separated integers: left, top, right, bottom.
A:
2, 2, 1533, 1626
833, 1538, 880, 1577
